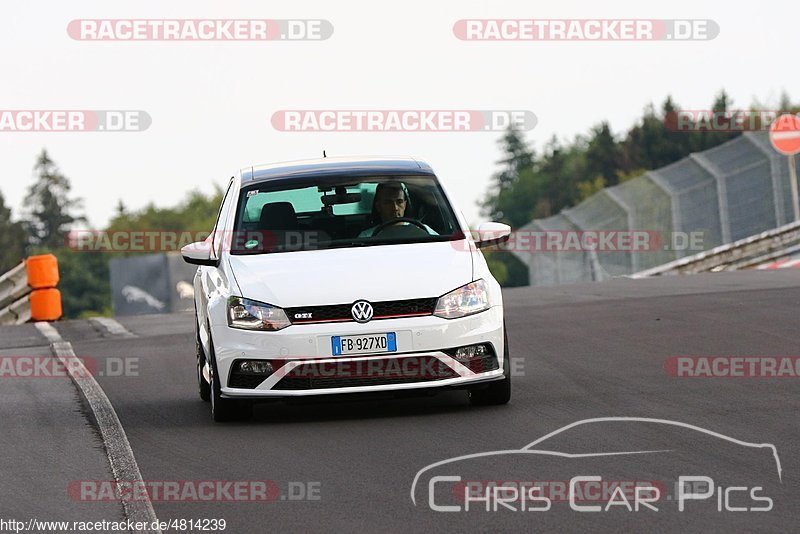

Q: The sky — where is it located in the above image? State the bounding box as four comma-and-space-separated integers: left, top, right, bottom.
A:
1, 0, 798, 230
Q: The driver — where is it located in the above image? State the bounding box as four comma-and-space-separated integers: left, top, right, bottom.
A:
358, 182, 437, 238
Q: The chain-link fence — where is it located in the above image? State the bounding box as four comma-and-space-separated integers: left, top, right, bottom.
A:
512, 132, 800, 286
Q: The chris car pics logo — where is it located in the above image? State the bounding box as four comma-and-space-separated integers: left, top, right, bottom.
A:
411, 417, 780, 513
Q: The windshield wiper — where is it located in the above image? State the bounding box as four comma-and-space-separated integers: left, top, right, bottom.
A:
324, 240, 373, 249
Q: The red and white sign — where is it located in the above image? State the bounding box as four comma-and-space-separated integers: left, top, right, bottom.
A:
769, 114, 800, 155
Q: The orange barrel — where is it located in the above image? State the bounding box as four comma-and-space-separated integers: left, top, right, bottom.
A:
30, 288, 62, 321
26, 254, 60, 289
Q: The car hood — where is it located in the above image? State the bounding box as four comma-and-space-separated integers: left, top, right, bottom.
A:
227, 240, 473, 307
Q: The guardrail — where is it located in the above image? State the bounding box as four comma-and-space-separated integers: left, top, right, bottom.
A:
632, 220, 800, 277
0, 254, 62, 325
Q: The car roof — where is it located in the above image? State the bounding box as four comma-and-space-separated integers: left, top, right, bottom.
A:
241, 156, 435, 185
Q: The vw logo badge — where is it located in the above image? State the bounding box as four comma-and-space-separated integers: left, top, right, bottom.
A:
351, 300, 374, 323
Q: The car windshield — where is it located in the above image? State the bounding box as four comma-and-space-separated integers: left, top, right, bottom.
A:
230, 175, 462, 254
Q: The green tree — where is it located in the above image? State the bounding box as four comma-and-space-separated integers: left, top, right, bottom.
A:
480, 127, 535, 222
493, 167, 552, 228
54, 248, 111, 319
541, 137, 587, 213
494, 127, 535, 189
779, 91, 792, 113
114, 199, 127, 218
0, 190, 27, 273
586, 122, 622, 186
106, 187, 223, 243
616, 168, 646, 184
23, 149, 85, 250
576, 176, 606, 202
483, 251, 509, 285
478, 127, 538, 287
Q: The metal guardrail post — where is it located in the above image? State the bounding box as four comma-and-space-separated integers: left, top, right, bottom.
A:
691, 153, 732, 244
0, 262, 29, 312
0, 295, 31, 325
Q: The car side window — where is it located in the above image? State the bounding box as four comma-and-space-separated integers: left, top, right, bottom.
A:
211, 178, 235, 259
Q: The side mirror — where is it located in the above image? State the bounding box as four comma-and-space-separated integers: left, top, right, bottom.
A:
181, 241, 219, 267
475, 222, 511, 249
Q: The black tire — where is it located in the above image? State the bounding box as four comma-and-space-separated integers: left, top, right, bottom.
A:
208, 335, 241, 422
196, 321, 211, 402
469, 329, 512, 406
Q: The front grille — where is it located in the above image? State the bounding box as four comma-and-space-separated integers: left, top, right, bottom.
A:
228, 352, 499, 390
272, 355, 458, 390
285, 297, 437, 325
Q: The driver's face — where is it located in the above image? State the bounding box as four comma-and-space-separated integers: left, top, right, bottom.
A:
376, 188, 406, 221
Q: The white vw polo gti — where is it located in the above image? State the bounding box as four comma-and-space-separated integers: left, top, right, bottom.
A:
182, 156, 512, 421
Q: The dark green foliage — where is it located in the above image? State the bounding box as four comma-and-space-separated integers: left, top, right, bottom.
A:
22, 149, 86, 250
0, 191, 27, 273
53, 247, 111, 319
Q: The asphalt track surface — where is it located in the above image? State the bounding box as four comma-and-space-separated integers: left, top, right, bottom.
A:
3, 269, 800, 533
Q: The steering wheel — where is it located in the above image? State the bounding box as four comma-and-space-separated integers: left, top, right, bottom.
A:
371, 217, 429, 237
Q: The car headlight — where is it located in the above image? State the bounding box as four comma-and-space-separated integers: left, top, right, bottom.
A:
434, 280, 490, 319
227, 297, 291, 331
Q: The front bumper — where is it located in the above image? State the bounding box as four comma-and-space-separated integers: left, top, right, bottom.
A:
212, 305, 504, 398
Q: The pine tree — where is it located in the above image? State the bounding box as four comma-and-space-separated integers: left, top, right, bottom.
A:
586, 122, 621, 185
22, 149, 85, 250
480, 127, 535, 221
779, 91, 792, 113
494, 127, 535, 190
0, 190, 27, 272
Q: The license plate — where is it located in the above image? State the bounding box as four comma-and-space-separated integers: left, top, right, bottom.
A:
331, 332, 397, 355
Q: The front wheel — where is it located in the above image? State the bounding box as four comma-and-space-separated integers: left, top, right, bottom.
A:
469, 330, 511, 406
196, 321, 211, 402
208, 336, 247, 422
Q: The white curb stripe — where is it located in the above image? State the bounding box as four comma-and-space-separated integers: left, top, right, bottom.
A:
90, 317, 136, 338
35, 321, 62, 343
35, 322, 160, 534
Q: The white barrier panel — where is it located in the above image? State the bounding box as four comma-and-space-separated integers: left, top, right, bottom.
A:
0, 261, 29, 311
0, 294, 31, 325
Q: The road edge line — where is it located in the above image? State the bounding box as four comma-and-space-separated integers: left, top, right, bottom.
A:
35, 321, 161, 534
90, 317, 136, 338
